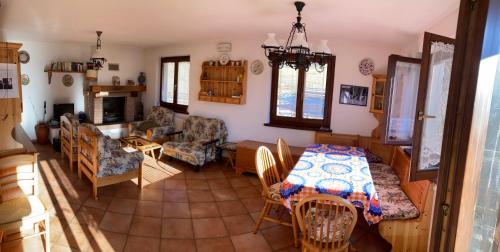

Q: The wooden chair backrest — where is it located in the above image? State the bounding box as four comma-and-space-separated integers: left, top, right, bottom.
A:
295, 195, 358, 251
255, 146, 281, 195
60, 115, 74, 151
0, 154, 37, 203
277, 138, 294, 179
391, 147, 431, 213
78, 126, 99, 175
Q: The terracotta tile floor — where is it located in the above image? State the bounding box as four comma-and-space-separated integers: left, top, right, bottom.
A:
0, 144, 295, 251
1, 144, 390, 252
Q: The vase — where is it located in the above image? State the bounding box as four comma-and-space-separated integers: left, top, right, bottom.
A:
138, 72, 146, 85
35, 123, 49, 145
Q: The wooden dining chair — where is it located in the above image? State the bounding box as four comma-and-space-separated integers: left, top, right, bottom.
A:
254, 146, 299, 246
277, 137, 294, 180
0, 154, 50, 252
295, 195, 358, 252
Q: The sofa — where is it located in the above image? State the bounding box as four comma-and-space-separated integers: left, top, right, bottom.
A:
162, 116, 227, 171
129, 106, 176, 143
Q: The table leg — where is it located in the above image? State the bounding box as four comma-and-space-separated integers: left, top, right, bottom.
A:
151, 149, 156, 160
291, 204, 299, 248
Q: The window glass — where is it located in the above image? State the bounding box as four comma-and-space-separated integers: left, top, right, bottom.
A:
161, 62, 175, 103
177, 62, 190, 106
277, 66, 299, 117
387, 61, 421, 143
304, 63, 328, 119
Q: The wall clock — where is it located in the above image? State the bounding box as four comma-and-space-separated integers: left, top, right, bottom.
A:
251, 60, 264, 75
18, 50, 30, 64
219, 53, 230, 66
62, 74, 74, 87
359, 58, 374, 75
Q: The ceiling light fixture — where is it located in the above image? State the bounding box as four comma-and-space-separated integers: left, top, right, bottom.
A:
90, 31, 107, 70
262, 1, 332, 72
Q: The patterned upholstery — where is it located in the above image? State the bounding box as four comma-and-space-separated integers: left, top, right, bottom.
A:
162, 116, 227, 167
79, 123, 144, 178
375, 184, 419, 220
267, 182, 282, 201
306, 208, 354, 242
369, 163, 400, 186
61, 113, 79, 143
130, 106, 175, 142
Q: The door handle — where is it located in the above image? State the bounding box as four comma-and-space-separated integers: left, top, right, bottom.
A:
418, 111, 436, 120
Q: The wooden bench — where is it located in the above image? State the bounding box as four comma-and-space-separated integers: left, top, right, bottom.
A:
315, 132, 434, 251
378, 147, 434, 252
234, 140, 305, 175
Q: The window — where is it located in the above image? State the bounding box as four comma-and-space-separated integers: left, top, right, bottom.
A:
381, 54, 421, 145
160, 56, 190, 114
267, 56, 335, 131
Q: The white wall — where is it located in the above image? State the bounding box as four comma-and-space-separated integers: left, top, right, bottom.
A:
16, 41, 144, 139
400, 9, 459, 57
143, 38, 398, 147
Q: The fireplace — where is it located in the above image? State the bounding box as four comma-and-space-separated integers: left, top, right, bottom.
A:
102, 97, 125, 124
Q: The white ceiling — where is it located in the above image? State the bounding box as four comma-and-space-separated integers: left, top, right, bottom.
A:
0, 0, 459, 48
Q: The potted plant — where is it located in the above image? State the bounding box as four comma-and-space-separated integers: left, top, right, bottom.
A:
35, 101, 49, 144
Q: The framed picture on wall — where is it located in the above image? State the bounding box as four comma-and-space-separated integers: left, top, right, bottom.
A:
339, 84, 368, 106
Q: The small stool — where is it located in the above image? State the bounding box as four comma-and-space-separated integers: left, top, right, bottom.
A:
219, 142, 237, 168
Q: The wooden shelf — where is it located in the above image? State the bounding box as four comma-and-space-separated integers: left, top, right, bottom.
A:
198, 94, 242, 104
44, 70, 86, 84
89, 85, 146, 93
198, 60, 247, 105
370, 74, 387, 137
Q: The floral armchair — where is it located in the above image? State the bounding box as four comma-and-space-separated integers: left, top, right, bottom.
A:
162, 116, 228, 171
60, 113, 80, 172
129, 106, 175, 143
78, 123, 144, 199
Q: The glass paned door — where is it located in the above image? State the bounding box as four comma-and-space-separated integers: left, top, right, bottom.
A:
411, 33, 455, 181
381, 55, 421, 145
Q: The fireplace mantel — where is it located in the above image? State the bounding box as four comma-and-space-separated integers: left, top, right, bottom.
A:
89, 85, 146, 93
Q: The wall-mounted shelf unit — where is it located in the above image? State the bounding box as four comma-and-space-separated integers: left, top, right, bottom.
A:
44, 70, 86, 84
370, 74, 387, 138
198, 60, 247, 105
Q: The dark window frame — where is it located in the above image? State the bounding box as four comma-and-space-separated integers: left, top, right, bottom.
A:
410, 32, 455, 181
159, 56, 190, 114
265, 55, 336, 132
381, 54, 422, 146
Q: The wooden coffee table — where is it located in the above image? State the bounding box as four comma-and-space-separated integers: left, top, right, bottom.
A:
120, 136, 163, 160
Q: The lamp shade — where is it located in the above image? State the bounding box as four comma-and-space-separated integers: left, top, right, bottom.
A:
263, 33, 280, 48
91, 48, 105, 59
291, 32, 308, 48
315, 40, 331, 54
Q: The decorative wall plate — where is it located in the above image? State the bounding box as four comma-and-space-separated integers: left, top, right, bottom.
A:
359, 58, 374, 75
219, 53, 230, 66
62, 74, 74, 87
19, 50, 30, 64
21, 74, 30, 85
251, 60, 264, 75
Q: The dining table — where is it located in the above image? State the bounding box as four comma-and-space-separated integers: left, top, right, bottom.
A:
280, 144, 383, 225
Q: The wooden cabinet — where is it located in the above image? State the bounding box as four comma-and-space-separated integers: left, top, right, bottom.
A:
370, 74, 386, 138
198, 61, 247, 104
0, 42, 24, 154
370, 74, 386, 113
235, 140, 305, 175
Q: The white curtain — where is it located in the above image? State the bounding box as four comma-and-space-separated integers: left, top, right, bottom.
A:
419, 42, 454, 170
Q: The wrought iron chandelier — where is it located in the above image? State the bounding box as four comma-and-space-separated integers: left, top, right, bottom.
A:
90, 31, 107, 70
262, 1, 332, 72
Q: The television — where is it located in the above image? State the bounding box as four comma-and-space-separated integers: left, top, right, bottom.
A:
53, 103, 74, 122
